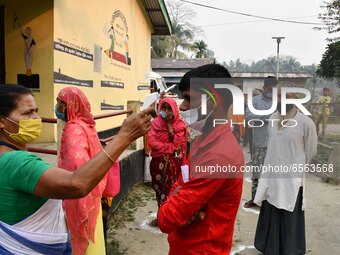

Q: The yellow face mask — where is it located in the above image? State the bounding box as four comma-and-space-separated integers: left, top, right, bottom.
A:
4, 117, 42, 145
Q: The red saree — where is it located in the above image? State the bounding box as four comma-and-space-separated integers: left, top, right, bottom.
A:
58, 87, 107, 255
148, 98, 187, 206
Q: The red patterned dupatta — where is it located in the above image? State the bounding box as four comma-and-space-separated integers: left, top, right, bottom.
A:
58, 87, 106, 255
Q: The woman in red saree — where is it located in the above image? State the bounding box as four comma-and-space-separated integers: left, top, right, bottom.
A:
148, 98, 187, 226
57, 87, 107, 255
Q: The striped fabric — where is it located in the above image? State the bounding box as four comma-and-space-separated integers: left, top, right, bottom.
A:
0, 199, 71, 255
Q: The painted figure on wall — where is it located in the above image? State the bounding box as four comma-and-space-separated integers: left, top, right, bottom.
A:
108, 26, 115, 59
104, 10, 131, 66
22, 26, 36, 76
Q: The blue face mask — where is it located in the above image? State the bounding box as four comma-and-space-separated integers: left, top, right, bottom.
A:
55, 104, 66, 121
159, 110, 167, 119
264, 92, 272, 98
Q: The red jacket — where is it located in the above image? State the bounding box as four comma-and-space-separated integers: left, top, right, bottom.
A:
148, 98, 187, 158
158, 125, 244, 255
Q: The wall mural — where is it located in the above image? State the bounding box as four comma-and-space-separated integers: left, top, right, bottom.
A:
53, 2, 148, 116
13, 12, 39, 90
99, 9, 130, 110
13, 12, 36, 76
103, 10, 131, 66
22, 26, 36, 76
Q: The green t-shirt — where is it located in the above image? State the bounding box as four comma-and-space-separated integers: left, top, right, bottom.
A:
0, 150, 50, 225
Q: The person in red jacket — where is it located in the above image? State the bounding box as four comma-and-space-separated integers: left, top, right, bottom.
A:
158, 64, 244, 255
148, 97, 187, 227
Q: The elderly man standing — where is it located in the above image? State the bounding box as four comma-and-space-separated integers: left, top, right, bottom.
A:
244, 76, 278, 208
254, 91, 317, 254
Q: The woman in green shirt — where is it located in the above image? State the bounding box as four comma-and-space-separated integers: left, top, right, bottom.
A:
0, 84, 152, 254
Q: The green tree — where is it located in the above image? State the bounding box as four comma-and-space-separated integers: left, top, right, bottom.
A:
262, 56, 277, 72
166, 0, 201, 35
316, 41, 340, 77
151, 0, 199, 59
281, 56, 301, 72
151, 0, 216, 59
204, 49, 215, 58
228, 60, 235, 70
151, 36, 172, 58
301, 63, 317, 74
192, 40, 208, 58
315, 0, 340, 42
170, 21, 194, 58
221, 56, 316, 74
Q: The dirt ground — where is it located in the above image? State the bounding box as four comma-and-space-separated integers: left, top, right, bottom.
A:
106, 184, 168, 255
107, 146, 340, 255
32, 131, 340, 255
107, 177, 340, 255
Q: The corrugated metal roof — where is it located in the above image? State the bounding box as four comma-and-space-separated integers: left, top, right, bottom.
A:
154, 70, 312, 80
152, 58, 215, 69
141, 0, 171, 35
231, 72, 312, 78
156, 71, 187, 77
152, 60, 311, 79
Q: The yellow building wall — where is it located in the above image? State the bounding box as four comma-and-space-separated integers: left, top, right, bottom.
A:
1, 0, 54, 141
53, 0, 153, 132
1, 0, 153, 142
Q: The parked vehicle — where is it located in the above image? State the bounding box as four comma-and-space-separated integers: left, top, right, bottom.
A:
150, 71, 167, 93
150, 71, 183, 107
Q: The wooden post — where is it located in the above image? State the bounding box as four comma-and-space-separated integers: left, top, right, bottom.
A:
329, 142, 340, 184
126, 101, 141, 150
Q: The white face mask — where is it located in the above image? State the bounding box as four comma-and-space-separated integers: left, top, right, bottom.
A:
181, 106, 214, 142
181, 97, 213, 127
189, 109, 214, 132
181, 108, 199, 126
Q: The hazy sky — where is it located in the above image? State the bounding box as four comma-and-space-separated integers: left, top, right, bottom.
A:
180, 0, 329, 65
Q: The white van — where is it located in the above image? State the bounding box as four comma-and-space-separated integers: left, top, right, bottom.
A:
150, 71, 183, 106
150, 71, 167, 93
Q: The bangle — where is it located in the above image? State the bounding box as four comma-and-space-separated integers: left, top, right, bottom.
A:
102, 148, 115, 163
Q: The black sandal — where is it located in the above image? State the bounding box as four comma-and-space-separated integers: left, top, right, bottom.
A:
244, 199, 257, 208
149, 218, 158, 227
